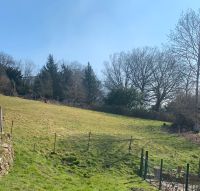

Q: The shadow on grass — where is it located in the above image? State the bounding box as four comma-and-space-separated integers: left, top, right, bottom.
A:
50, 134, 141, 175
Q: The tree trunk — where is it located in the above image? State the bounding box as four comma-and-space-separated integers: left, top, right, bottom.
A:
195, 46, 200, 129
153, 99, 161, 112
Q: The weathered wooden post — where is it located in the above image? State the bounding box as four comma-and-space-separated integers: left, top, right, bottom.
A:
11, 120, 13, 137
139, 148, 144, 177
0, 106, 3, 132
128, 136, 133, 154
185, 163, 189, 191
159, 159, 163, 190
143, 151, 148, 180
87, 131, 91, 151
0, 106, 3, 141
53, 133, 57, 153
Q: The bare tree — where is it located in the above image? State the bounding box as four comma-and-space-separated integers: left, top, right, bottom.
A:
22, 60, 36, 86
0, 52, 16, 68
128, 47, 157, 106
103, 52, 131, 90
23, 60, 35, 78
151, 50, 183, 111
169, 9, 200, 123
103, 48, 184, 111
180, 63, 195, 97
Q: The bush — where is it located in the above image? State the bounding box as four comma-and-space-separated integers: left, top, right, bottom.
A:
167, 93, 197, 132
104, 88, 141, 109
91, 105, 174, 122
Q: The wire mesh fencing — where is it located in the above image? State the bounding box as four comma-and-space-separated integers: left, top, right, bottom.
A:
32, 132, 200, 191
139, 149, 200, 191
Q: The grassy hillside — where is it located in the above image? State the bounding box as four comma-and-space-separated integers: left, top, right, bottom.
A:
0, 95, 199, 191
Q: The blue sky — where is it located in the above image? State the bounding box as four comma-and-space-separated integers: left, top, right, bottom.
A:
0, 0, 200, 76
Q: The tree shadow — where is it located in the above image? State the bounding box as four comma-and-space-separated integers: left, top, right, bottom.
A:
55, 134, 140, 172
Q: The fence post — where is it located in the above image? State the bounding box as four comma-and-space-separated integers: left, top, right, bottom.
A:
0, 106, 3, 140
0, 106, 3, 131
143, 151, 148, 180
53, 133, 57, 153
11, 120, 13, 137
185, 163, 189, 191
87, 131, 91, 151
159, 159, 163, 190
139, 148, 144, 177
128, 136, 133, 154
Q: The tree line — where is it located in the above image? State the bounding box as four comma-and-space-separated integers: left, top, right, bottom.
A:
103, 48, 185, 111
0, 9, 200, 131
0, 53, 102, 106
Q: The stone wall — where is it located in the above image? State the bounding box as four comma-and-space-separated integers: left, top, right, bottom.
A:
0, 134, 14, 176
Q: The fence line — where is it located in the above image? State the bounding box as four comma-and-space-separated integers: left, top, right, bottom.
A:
69, 132, 200, 190
1, 126, 193, 191
139, 148, 200, 191
2, 103, 199, 190
42, 131, 200, 191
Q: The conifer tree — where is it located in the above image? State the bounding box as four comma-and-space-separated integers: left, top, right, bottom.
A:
83, 62, 101, 104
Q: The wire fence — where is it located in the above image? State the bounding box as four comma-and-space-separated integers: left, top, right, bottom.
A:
3, 106, 200, 191
47, 132, 200, 191
140, 149, 200, 191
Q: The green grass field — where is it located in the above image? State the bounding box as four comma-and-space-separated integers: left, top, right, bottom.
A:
0, 94, 199, 191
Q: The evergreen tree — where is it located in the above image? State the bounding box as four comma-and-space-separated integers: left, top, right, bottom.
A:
34, 54, 61, 99
5, 66, 23, 95
83, 62, 101, 104
45, 54, 61, 99
60, 64, 73, 100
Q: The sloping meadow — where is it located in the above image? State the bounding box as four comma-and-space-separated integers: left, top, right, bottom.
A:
0, 95, 199, 191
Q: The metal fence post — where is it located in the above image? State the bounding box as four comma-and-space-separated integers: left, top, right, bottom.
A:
185, 163, 189, 191
143, 151, 148, 180
159, 159, 163, 190
139, 148, 144, 177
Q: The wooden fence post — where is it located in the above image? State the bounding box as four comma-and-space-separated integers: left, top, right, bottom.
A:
0, 106, 3, 141
87, 132, 91, 151
159, 159, 163, 190
11, 120, 13, 137
143, 151, 148, 180
139, 148, 144, 177
0, 106, 3, 130
185, 163, 189, 191
128, 136, 133, 154
53, 133, 57, 153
